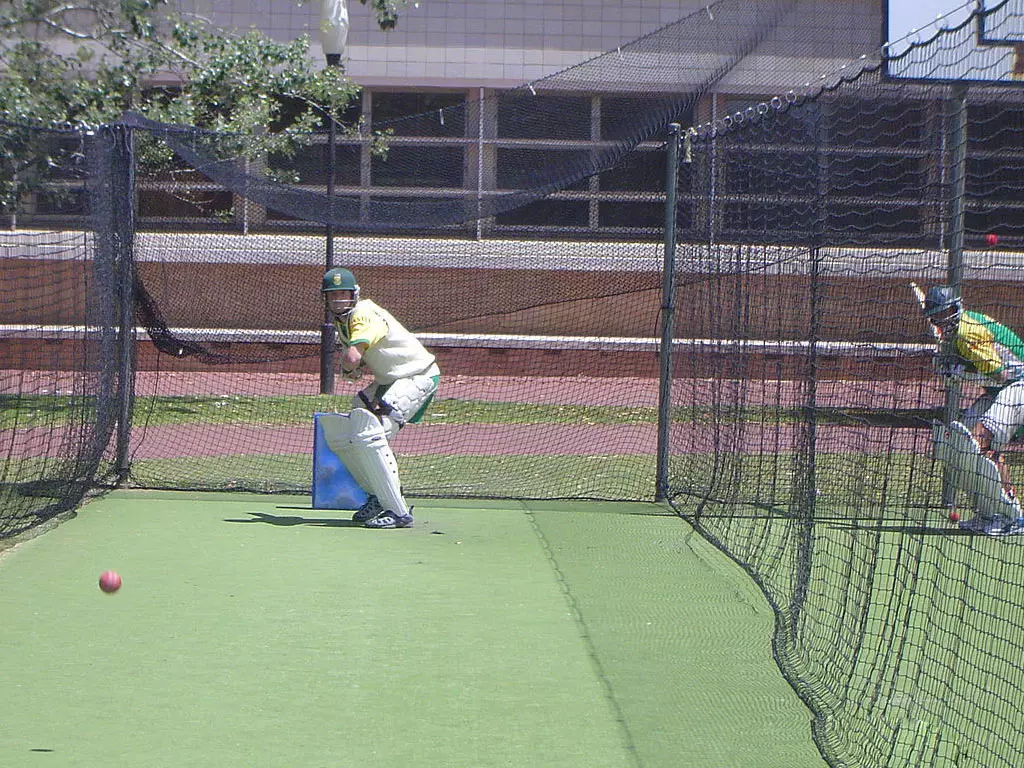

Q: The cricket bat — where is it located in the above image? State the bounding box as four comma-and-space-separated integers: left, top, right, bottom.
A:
910, 282, 941, 341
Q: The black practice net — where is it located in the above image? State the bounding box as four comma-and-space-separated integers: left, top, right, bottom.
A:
1, 126, 130, 537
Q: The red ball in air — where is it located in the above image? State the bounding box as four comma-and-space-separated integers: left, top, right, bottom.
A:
98, 570, 122, 594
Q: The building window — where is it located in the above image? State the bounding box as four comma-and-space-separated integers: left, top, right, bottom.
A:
372, 145, 465, 188
495, 198, 590, 228
497, 93, 591, 140
23, 86, 1022, 246
372, 91, 467, 138
496, 148, 591, 191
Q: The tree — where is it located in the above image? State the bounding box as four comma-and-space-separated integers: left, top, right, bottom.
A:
0, 0, 409, 214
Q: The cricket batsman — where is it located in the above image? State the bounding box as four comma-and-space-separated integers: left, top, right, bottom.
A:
321, 267, 440, 529
922, 285, 1024, 535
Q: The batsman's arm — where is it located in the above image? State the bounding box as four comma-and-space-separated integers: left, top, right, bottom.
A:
340, 341, 368, 381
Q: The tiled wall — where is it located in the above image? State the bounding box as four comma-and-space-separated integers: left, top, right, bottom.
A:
172, 0, 882, 90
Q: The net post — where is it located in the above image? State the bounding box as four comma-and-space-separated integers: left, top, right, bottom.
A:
111, 124, 137, 483
320, 98, 339, 395
940, 83, 968, 508
656, 123, 682, 502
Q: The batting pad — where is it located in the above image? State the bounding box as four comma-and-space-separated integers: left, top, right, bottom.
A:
945, 421, 986, 499
945, 420, 1022, 520
312, 413, 369, 510
932, 420, 952, 466
317, 408, 410, 516
972, 452, 1021, 520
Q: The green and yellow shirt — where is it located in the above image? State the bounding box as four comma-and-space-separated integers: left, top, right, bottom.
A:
336, 299, 436, 385
954, 310, 1024, 384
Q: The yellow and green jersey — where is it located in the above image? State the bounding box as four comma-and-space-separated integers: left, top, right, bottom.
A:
335, 299, 436, 385
955, 310, 1024, 384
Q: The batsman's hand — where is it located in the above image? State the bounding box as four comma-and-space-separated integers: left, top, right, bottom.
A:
341, 364, 365, 382
932, 354, 988, 383
932, 353, 965, 380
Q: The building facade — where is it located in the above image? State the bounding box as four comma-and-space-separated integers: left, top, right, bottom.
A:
18, 1, 1024, 248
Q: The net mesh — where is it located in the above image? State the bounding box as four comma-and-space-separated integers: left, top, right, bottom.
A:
4, 0, 1024, 765
0, 128, 127, 536
665, 5, 1024, 765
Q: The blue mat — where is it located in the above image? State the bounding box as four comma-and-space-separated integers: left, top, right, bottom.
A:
312, 412, 368, 510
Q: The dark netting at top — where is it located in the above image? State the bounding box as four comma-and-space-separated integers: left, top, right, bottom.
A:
122, 0, 809, 232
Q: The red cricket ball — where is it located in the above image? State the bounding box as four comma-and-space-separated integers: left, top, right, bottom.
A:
98, 570, 122, 594
948, 510, 960, 524
985, 233, 999, 247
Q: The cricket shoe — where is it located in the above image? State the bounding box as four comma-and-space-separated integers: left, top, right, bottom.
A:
352, 495, 383, 523
982, 516, 1024, 538
364, 508, 414, 529
957, 514, 993, 534
959, 514, 1024, 537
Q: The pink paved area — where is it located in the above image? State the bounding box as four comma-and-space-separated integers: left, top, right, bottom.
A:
5, 421, 940, 460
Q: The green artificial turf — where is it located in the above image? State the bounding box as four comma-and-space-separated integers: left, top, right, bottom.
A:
0, 491, 825, 768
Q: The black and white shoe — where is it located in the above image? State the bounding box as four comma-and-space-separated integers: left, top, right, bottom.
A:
983, 516, 1024, 538
364, 508, 414, 529
352, 495, 383, 523
960, 514, 1024, 537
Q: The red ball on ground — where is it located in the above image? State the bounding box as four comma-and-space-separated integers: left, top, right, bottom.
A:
985, 233, 999, 247
948, 510, 960, 523
98, 570, 122, 593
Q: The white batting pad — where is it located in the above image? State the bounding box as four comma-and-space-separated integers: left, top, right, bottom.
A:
946, 421, 985, 499
945, 420, 1021, 520
932, 420, 952, 465
381, 373, 439, 421
352, 373, 439, 439
320, 411, 374, 493
322, 408, 409, 516
972, 452, 1022, 520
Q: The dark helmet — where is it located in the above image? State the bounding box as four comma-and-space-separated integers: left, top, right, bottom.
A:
321, 267, 360, 317
922, 285, 961, 317
321, 267, 359, 294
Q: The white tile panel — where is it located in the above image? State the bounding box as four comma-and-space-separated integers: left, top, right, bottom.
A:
169, 0, 884, 92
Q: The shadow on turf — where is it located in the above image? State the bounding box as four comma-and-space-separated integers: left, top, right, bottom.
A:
223, 510, 362, 527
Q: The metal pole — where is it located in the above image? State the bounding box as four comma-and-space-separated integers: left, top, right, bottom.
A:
320, 85, 338, 394
476, 87, 485, 240
656, 123, 682, 502
941, 83, 968, 507
114, 126, 137, 482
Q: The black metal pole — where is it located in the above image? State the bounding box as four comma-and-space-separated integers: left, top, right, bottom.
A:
114, 125, 136, 482
320, 81, 338, 395
656, 123, 682, 502
941, 83, 968, 507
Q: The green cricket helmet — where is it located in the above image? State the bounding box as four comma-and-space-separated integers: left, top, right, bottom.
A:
321, 267, 360, 317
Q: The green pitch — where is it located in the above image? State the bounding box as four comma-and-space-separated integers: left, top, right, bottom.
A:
0, 491, 825, 768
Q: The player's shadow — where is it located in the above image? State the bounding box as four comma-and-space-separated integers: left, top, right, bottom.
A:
224, 510, 362, 528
